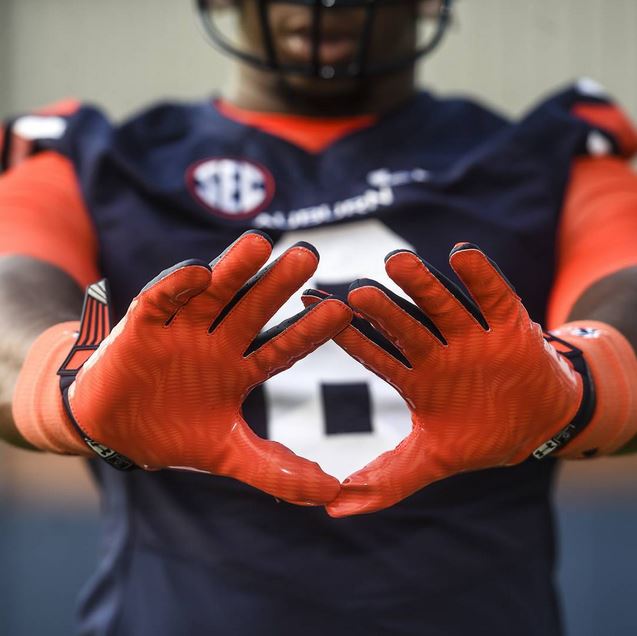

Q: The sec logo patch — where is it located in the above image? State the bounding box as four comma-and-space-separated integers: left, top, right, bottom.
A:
187, 157, 275, 219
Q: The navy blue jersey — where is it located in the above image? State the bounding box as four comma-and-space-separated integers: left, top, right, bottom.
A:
20, 80, 630, 635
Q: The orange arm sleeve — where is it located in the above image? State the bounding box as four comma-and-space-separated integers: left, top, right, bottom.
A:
0, 151, 99, 287
547, 157, 637, 328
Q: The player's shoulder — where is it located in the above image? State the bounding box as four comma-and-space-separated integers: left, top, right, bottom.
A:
1, 97, 221, 174
421, 90, 508, 130
113, 99, 221, 150
0, 98, 120, 174
434, 79, 637, 184
512, 78, 637, 160
400, 90, 510, 153
0, 99, 82, 173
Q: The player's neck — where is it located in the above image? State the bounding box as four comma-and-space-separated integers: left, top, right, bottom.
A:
229, 66, 417, 117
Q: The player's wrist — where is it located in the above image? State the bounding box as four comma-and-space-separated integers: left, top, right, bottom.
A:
12, 321, 93, 456
551, 321, 637, 459
525, 331, 591, 461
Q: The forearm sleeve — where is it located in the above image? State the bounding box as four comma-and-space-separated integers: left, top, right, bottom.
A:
548, 157, 637, 458
12, 322, 89, 455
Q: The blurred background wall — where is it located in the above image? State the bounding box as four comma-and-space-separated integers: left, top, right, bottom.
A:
0, 1, 636, 634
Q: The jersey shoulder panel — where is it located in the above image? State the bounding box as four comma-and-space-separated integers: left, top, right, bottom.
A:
421, 92, 509, 137
396, 91, 510, 169
569, 78, 637, 158
0, 99, 81, 173
56, 99, 240, 197
26, 99, 224, 168
441, 80, 636, 213
516, 79, 637, 160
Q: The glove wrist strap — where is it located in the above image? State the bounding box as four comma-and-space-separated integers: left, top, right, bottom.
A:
57, 280, 138, 471
536, 321, 637, 460
532, 333, 596, 459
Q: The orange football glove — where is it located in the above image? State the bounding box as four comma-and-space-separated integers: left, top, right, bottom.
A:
304, 243, 637, 517
15, 231, 351, 505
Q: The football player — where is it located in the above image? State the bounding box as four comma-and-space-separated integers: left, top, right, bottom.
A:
1, 1, 637, 634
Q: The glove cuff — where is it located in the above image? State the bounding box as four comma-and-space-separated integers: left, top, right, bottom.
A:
554, 321, 637, 458
59, 279, 138, 471
12, 322, 92, 456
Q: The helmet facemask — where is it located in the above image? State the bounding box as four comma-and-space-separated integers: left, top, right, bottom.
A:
195, 0, 454, 80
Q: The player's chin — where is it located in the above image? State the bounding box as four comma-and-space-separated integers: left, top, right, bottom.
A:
280, 72, 364, 99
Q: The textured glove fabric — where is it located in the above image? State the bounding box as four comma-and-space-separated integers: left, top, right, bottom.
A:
15, 231, 351, 506
308, 244, 589, 517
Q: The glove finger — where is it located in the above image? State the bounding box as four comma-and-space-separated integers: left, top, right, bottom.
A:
219, 422, 341, 505
300, 288, 331, 306
302, 289, 411, 385
214, 242, 320, 349
326, 427, 432, 517
185, 230, 273, 328
348, 280, 445, 363
137, 260, 212, 323
385, 250, 487, 340
448, 244, 520, 327
248, 298, 352, 378
326, 426, 437, 517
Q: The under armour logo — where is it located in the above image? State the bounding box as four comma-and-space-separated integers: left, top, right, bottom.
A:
571, 327, 600, 339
